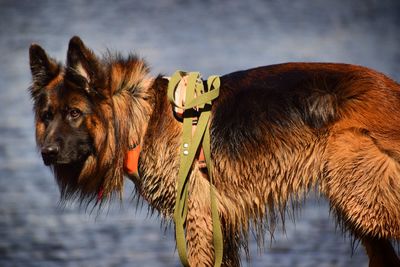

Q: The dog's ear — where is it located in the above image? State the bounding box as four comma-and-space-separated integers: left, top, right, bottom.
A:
66, 36, 107, 98
29, 44, 60, 98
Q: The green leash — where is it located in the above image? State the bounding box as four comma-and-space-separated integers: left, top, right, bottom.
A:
168, 71, 223, 267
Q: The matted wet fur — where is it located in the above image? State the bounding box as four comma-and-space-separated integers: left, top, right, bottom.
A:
29, 36, 400, 267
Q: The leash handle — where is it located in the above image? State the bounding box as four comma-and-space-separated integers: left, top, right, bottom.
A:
168, 71, 220, 111
168, 71, 223, 267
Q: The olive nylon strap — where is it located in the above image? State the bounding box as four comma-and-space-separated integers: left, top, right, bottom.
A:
168, 71, 223, 267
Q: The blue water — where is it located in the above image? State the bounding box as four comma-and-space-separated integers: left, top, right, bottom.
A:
1, 0, 399, 266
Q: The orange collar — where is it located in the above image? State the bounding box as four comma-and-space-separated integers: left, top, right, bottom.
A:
98, 144, 141, 202
124, 144, 141, 177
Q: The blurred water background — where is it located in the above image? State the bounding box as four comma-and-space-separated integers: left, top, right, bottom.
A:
0, 0, 399, 266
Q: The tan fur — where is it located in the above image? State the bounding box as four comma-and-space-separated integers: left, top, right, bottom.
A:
187, 170, 215, 267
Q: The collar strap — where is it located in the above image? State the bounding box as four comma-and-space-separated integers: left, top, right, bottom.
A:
124, 144, 141, 177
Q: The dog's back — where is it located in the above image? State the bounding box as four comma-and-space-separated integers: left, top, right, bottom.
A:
210, 62, 400, 240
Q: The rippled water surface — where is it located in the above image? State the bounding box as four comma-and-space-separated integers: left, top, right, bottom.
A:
1, 0, 399, 266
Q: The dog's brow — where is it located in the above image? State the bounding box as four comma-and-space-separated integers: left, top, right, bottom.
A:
45, 73, 63, 91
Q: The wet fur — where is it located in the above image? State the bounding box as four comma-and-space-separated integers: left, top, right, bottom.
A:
29, 36, 400, 266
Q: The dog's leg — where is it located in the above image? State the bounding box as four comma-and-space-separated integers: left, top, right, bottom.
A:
221, 229, 241, 266
362, 237, 400, 267
185, 170, 240, 267
325, 128, 400, 241
186, 172, 215, 267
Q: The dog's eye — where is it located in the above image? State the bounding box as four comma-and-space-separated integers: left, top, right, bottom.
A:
69, 108, 82, 119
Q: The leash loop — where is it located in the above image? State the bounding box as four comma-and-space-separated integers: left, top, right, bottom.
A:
168, 71, 222, 267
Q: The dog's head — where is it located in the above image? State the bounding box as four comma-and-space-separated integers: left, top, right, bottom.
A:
29, 36, 152, 203
29, 42, 94, 167
29, 39, 101, 203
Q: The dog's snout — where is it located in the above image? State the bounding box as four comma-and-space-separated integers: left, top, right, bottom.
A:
41, 144, 59, 165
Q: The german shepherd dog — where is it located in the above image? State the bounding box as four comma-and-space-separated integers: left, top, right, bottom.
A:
29, 36, 400, 267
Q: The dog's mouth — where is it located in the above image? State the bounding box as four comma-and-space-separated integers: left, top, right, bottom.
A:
41, 151, 90, 166
42, 156, 73, 166
42, 157, 55, 166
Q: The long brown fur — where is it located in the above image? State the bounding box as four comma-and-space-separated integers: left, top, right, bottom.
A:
29, 36, 400, 266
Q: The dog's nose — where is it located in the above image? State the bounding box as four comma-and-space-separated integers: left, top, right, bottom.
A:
41, 145, 59, 156
41, 145, 59, 165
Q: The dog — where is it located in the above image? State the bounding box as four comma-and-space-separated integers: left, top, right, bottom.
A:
29, 36, 400, 267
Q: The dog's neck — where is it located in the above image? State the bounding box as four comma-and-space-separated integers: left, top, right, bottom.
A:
126, 76, 182, 217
